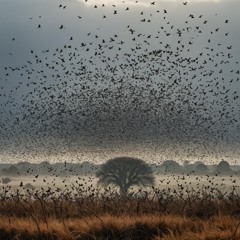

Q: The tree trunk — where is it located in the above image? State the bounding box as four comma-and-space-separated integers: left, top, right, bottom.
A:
119, 185, 128, 197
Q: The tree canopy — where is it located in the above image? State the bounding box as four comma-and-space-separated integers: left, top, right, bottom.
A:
161, 160, 181, 173
195, 163, 208, 174
216, 160, 232, 173
96, 157, 154, 194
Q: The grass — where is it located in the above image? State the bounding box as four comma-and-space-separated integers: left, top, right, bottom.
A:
0, 186, 240, 239
0, 214, 240, 239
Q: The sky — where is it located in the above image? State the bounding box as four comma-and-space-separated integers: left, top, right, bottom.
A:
0, 0, 240, 164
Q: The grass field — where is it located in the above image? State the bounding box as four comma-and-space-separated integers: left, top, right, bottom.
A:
1, 174, 240, 240
0, 214, 240, 240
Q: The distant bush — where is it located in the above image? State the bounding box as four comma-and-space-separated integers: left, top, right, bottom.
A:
162, 160, 181, 173
2, 166, 19, 176
195, 163, 208, 174
24, 183, 34, 189
216, 160, 232, 174
1, 177, 11, 184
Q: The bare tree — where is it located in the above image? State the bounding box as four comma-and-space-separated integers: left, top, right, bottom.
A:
96, 157, 154, 195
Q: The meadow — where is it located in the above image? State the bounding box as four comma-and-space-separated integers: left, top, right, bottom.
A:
1, 173, 240, 239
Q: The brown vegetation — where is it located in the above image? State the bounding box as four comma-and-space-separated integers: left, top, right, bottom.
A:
0, 186, 240, 239
1, 214, 240, 240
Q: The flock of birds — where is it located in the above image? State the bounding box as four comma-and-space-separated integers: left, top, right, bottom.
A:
0, 0, 239, 164
1, 160, 240, 201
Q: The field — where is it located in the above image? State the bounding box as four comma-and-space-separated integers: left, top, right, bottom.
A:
1, 173, 240, 239
1, 0, 240, 238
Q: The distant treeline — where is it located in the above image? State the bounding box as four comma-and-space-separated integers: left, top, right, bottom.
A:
0, 159, 239, 177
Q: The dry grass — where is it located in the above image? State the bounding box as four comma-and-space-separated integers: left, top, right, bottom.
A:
1, 187, 240, 239
0, 214, 240, 240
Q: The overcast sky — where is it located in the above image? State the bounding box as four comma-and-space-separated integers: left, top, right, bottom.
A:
0, 0, 240, 163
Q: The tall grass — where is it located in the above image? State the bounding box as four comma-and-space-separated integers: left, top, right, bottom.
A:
0, 214, 240, 239
0, 186, 240, 239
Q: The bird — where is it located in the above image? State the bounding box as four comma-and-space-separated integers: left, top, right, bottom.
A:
1, 0, 240, 207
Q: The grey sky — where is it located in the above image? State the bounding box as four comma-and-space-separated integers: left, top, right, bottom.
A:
0, 0, 240, 163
